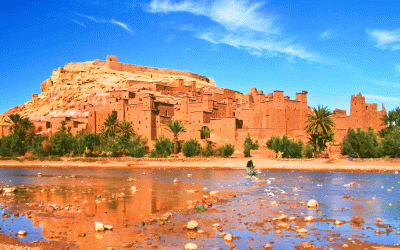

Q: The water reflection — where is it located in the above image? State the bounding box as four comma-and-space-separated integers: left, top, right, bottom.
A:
0, 168, 399, 249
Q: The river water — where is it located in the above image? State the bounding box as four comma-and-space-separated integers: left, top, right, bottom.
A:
0, 167, 399, 249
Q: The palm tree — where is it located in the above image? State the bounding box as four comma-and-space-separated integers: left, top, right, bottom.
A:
101, 113, 120, 140
167, 120, 186, 154
305, 106, 335, 155
381, 108, 400, 129
119, 121, 135, 139
6, 113, 33, 132
198, 126, 213, 144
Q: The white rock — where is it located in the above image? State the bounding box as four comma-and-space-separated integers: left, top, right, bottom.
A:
334, 220, 342, 225
277, 214, 288, 221
304, 216, 314, 222
307, 199, 318, 208
224, 233, 233, 241
17, 230, 27, 236
297, 228, 308, 234
174, 178, 179, 183
95, 222, 104, 231
184, 243, 198, 250
3, 187, 16, 193
187, 220, 198, 230
209, 191, 219, 196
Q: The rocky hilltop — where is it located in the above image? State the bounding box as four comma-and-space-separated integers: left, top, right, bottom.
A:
0, 56, 385, 147
0, 56, 215, 123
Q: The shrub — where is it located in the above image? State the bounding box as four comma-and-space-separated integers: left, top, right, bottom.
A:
128, 140, 147, 158
266, 135, 304, 158
32, 135, 51, 157
0, 131, 27, 157
201, 143, 215, 157
73, 132, 101, 156
150, 136, 173, 158
50, 131, 76, 156
217, 144, 235, 157
182, 139, 201, 157
382, 127, 400, 158
244, 134, 259, 157
341, 127, 383, 158
287, 139, 304, 158
303, 143, 314, 158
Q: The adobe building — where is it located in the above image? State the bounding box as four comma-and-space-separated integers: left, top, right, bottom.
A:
0, 56, 387, 150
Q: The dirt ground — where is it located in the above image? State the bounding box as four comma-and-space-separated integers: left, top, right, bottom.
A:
0, 155, 399, 173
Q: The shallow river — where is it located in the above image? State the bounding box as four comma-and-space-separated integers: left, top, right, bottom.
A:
0, 167, 399, 249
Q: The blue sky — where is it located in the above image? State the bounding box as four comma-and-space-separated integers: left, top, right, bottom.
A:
1, 0, 399, 115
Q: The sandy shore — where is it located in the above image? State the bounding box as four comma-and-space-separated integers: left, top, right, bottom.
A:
0, 155, 399, 172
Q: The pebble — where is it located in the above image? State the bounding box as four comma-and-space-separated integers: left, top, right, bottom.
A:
304, 216, 313, 222
95, 222, 104, 231
184, 243, 198, 250
297, 228, 308, 234
307, 199, 318, 208
187, 220, 198, 230
224, 234, 233, 241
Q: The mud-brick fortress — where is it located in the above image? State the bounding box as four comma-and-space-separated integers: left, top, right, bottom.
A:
0, 56, 387, 149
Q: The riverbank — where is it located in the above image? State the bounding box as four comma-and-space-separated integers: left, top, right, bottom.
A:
0, 155, 399, 172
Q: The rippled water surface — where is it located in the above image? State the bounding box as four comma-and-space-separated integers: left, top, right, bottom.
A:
0, 167, 399, 249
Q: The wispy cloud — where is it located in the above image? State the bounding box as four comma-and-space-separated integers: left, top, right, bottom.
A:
366, 28, 400, 50
165, 34, 176, 42
396, 64, 400, 72
147, 0, 323, 62
319, 29, 334, 40
367, 78, 400, 88
364, 94, 400, 102
70, 19, 85, 27
76, 13, 133, 35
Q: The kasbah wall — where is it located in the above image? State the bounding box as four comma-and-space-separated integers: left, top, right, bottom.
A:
0, 56, 387, 154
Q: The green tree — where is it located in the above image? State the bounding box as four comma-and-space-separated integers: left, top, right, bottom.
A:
199, 126, 213, 143
166, 120, 186, 154
119, 121, 135, 139
32, 135, 51, 157
217, 144, 235, 157
127, 139, 147, 158
73, 132, 101, 156
101, 113, 120, 141
199, 126, 215, 157
5, 113, 33, 133
341, 127, 383, 158
244, 134, 259, 157
0, 130, 27, 157
382, 127, 400, 158
266, 135, 304, 158
150, 136, 173, 158
182, 139, 201, 157
380, 108, 400, 137
305, 106, 335, 156
50, 121, 76, 156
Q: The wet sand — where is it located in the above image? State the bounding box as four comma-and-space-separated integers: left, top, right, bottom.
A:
0, 156, 399, 172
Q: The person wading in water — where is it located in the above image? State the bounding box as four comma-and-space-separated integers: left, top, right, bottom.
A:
246, 159, 255, 176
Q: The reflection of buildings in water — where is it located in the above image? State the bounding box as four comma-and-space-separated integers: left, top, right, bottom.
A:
18, 171, 205, 243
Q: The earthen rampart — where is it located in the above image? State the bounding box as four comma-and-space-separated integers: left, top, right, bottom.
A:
0, 56, 388, 151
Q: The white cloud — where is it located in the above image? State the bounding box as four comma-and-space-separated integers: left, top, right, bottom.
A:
109, 19, 132, 33
319, 29, 334, 40
165, 34, 176, 42
70, 19, 85, 27
366, 28, 400, 50
396, 64, 400, 72
364, 94, 400, 102
76, 14, 133, 34
147, 0, 322, 62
